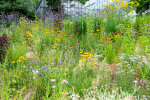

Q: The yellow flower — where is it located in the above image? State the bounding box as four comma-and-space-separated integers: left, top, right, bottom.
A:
17, 59, 21, 62
27, 31, 34, 37
62, 92, 68, 95
34, 28, 38, 30
88, 54, 93, 58
92, 61, 96, 65
46, 31, 50, 35
102, 11, 106, 14
81, 57, 86, 62
27, 38, 31, 40
54, 46, 57, 48
102, 4, 106, 7
22, 41, 26, 44
51, 30, 55, 32
114, 0, 120, 2
12, 61, 15, 64
34, 40, 38, 43
109, 6, 113, 9
80, 51, 83, 54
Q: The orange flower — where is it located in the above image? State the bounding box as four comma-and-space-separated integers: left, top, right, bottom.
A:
77, 41, 80, 44
96, 29, 100, 32
83, 45, 85, 46
104, 37, 108, 41
117, 32, 120, 34
101, 30, 104, 32
93, 33, 97, 35
70, 45, 73, 48
108, 37, 111, 41
100, 36, 105, 38
11, 35, 14, 37
12, 61, 15, 63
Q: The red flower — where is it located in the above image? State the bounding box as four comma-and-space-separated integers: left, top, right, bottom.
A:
113, 32, 117, 35
121, 34, 124, 36
70, 45, 73, 48
83, 45, 85, 46
11, 35, 14, 37
77, 41, 80, 44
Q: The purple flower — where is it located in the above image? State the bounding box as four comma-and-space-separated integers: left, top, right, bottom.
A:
57, 70, 59, 73
46, 68, 49, 71
23, 65, 26, 68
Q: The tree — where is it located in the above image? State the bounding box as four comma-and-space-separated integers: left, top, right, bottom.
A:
130, 0, 150, 14
0, 0, 37, 19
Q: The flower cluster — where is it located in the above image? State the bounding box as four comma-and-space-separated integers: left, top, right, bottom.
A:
17, 56, 29, 62
80, 52, 93, 61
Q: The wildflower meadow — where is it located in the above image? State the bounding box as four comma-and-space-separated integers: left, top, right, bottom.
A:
0, 0, 150, 100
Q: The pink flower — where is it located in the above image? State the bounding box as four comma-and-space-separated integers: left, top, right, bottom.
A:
62, 80, 68, 84
51, 79, 56, 83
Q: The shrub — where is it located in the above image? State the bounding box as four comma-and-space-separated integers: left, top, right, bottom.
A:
0, 34, 10, 63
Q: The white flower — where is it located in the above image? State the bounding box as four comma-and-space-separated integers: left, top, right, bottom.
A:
116, 63, 122, 66
52, 85, 56, 88
23, 65, 26, 68
32, 70, 38, 74
134, 80, 137, 83
51, 79, 56, 83
62, 80, 68, 84
123, 61, 128, 64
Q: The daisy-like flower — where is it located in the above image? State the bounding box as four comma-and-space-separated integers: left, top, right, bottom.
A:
51, 79, 56, 83
92, 61, 96, 66
70, 45, 73, 48
77, 41, 80, 44
62, 80, 68, 84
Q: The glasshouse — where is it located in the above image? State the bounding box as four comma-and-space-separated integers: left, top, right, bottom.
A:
0, 0, 150, 100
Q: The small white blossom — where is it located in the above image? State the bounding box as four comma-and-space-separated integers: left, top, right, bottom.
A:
52, 85, 56, 88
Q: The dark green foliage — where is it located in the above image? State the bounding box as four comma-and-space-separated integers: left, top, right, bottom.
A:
105, 16, 120, 36
0, 34, 10, 63
0, 0, 35, 20
73, 18, 87, 38
130, 0, 150, 14
77, 0, 88, 4
93, 16, 103, 33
